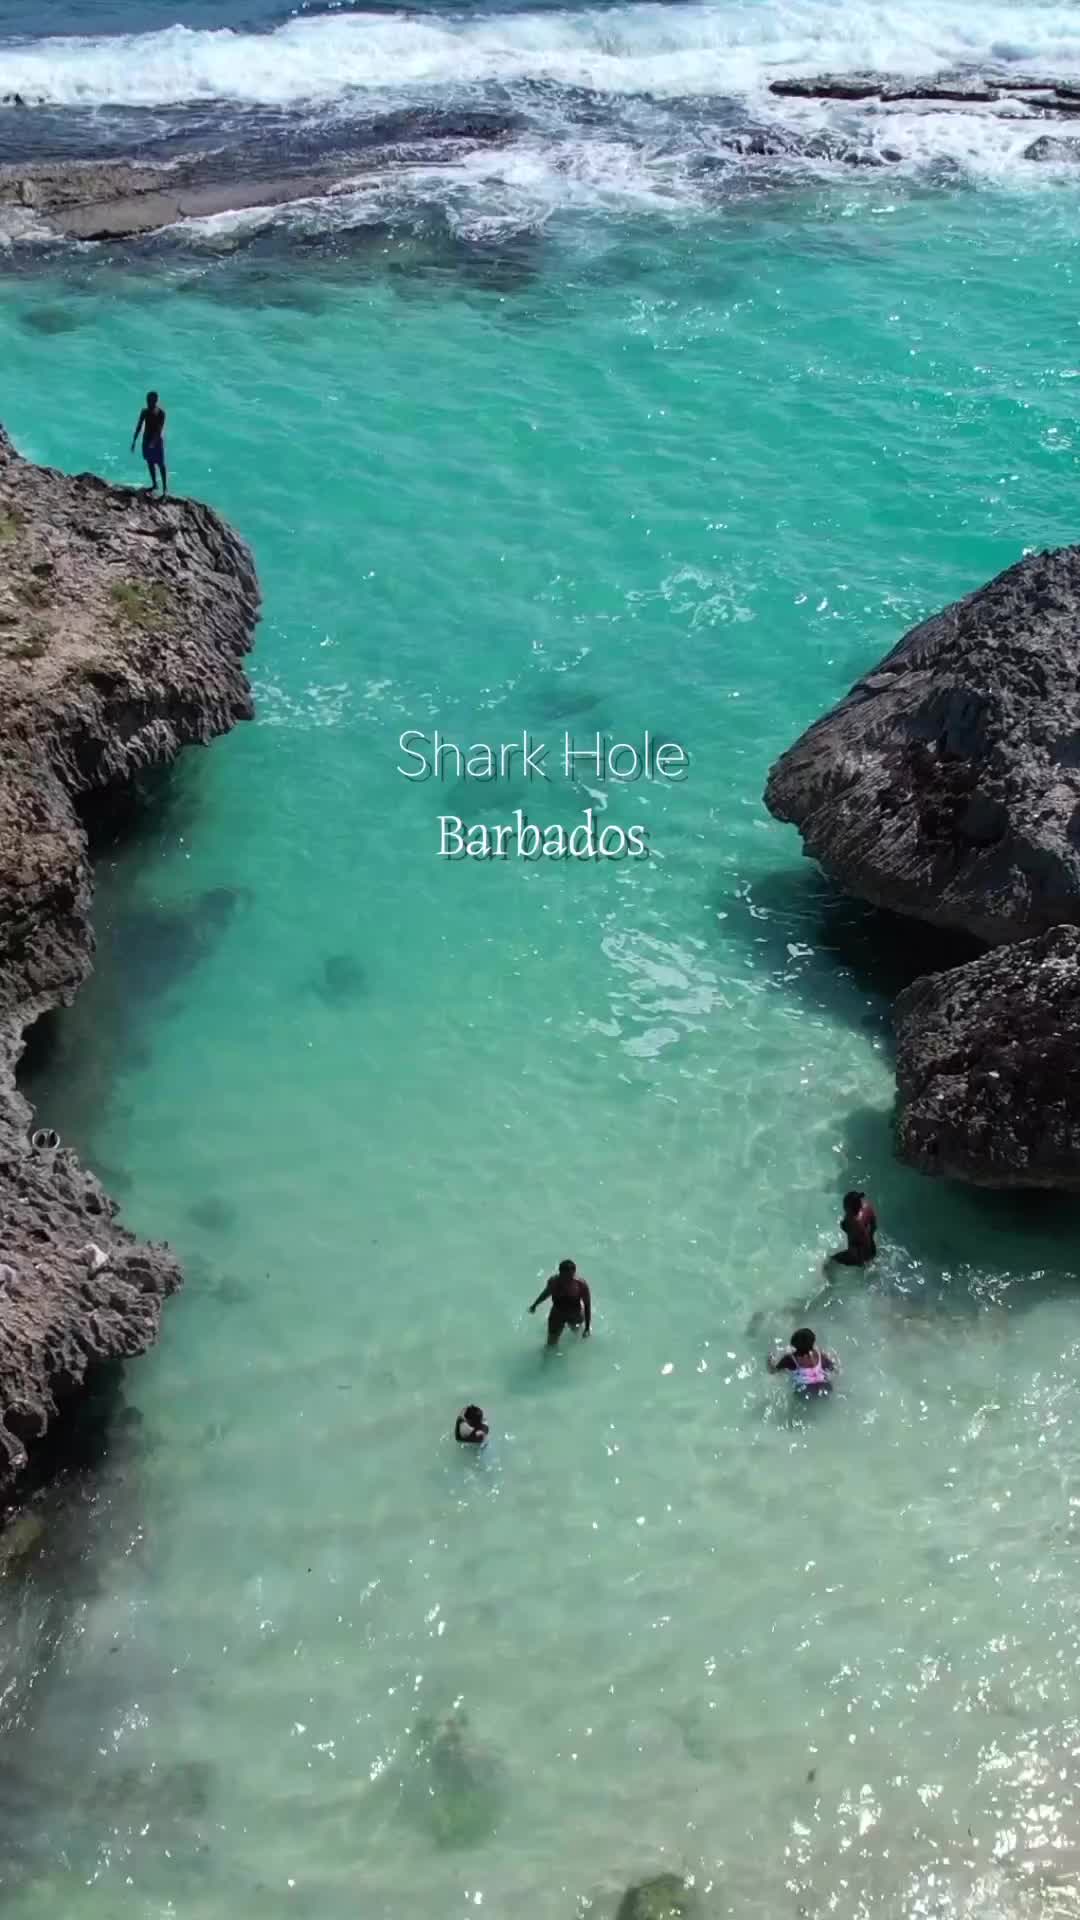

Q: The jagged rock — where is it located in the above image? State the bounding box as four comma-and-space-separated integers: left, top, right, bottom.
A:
768, 68, 1080, 108
1024, 135, 1080, 161
764, 546, 1080, 945
718, 126, 894, 166
769, 73, 887, 100
0, 427, 258, 1501
616, 1873, 699, 1920
894, 926, 1080, 1187
879, 77, 999, 102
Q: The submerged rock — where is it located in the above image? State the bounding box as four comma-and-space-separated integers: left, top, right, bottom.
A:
407, 1709, 506, 1849
0, 1508, 45, 1566
310, 951, 368, 1009
764, 546, 1080, 945
0, 426, 258, 1500
616, 1872, 700, 1920
894, 925, 1080, 1188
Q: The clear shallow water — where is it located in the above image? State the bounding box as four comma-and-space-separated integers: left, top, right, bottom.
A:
4, 9, 1080, 1916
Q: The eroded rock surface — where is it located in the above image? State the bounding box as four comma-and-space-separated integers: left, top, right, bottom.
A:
764, 547, 1080, 945
894, 926, 1080, 1187
0, 427, 258, 1497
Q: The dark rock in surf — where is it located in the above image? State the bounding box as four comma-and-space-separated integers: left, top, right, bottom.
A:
894, 926, 1080, 1188
718, 126, 896, 166
764, 546, 1080, 945
0, 427, 258, 1503
361, 106, 520, 150
768, 67, 1080, 108
768, 70, 998, 103
1024, 135, 1080, 161
769, 73, 887, 100
880, 77, 999, 102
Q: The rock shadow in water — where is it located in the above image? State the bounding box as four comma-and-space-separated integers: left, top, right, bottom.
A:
163, 206, 546, 305
713, 864, 981, 1055
306, 951, 369, 1010
19, 881, 251, 1167
18, 303, 84, 335
0, 1371, 222, 1895
400, 1707, 507, 1850
529, 681, 606, 723
182, 1250, 251, 1311
823, 1102, 1080, 1318
77, 755, 203, 857
186, 1193, 237, 1234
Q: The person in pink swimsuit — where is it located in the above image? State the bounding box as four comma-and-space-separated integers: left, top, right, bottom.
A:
768, 1328, 837, 1399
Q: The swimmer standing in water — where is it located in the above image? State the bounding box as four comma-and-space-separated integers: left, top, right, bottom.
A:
829, 1189, 878, 1268
529, 1259, 592, 1348
768, 1328, 837, 1398
454, 1405, 489, 1445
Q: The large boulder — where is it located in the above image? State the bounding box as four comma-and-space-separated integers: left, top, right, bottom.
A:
765, 547, 1080, 944
894, 925, 1080, 1186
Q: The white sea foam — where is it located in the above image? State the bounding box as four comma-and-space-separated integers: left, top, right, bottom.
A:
169, 109, 1080, 245
6, 0, 1080, 110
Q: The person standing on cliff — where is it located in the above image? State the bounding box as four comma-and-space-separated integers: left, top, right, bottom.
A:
131, 391, 167, 497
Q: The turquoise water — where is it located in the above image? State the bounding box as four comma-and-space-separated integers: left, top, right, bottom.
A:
4, 129, 1080, 1920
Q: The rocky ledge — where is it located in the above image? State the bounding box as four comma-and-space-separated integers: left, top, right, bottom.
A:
0, 428, 258, 1499
765, 547, 1080, 947
0, 112, 516, 242
763, 70, 1080, 162
894, 927, 1080, 1188
769, 68, 1080, 117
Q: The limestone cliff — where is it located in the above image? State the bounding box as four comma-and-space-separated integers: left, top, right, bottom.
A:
0, 428, 258, 1498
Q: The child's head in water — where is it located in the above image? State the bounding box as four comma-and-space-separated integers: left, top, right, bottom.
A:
558, 1259, 576, 1278
842, 1190, 864, 1216
791, 1328, 817, 1356
463, 1404, 485, 1428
